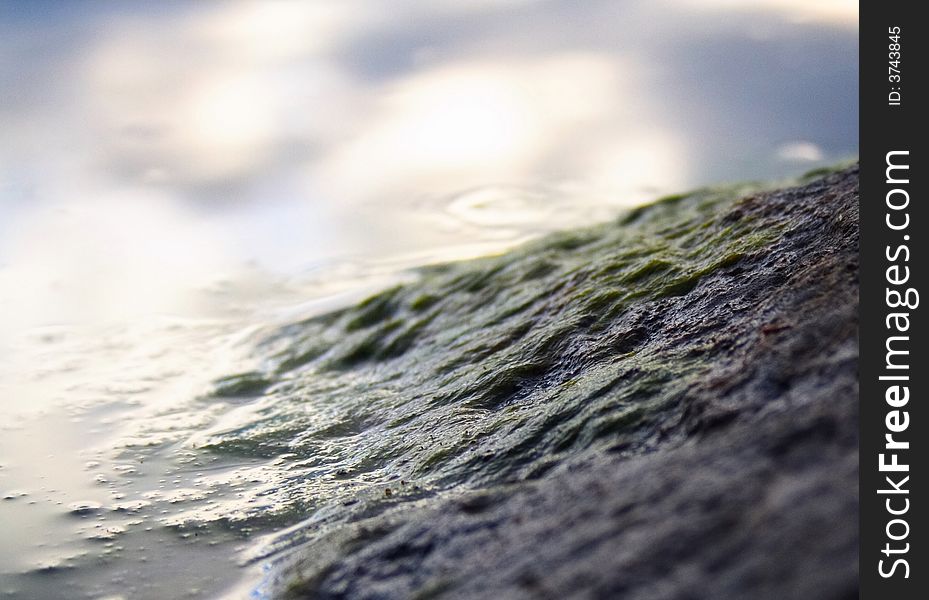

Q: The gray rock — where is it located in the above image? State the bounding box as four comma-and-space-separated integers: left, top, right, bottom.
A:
256, 166, 858, 599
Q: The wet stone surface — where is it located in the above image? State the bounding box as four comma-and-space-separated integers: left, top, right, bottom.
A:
209, 166, 859, 598
2, 167, 856, 598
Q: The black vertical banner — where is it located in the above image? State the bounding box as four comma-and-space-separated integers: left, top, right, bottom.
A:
860, 2, 925, 598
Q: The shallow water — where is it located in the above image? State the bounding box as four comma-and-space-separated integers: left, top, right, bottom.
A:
0, 277, 420, 598
0, 1, 857, 598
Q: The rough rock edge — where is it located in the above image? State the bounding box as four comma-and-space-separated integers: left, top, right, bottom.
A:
272, 166, 859, 600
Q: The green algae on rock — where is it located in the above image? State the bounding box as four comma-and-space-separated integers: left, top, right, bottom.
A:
200, 167, 858, 599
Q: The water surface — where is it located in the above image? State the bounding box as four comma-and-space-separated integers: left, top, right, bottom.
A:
0, 1, 856, 598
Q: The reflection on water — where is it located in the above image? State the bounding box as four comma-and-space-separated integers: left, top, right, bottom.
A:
1, 1, 855, 598
0, 0, 858, 335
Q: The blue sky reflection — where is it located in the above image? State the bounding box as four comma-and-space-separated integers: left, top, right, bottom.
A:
0, 0, 857, 334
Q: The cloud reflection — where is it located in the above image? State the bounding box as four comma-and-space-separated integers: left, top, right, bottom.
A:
673, 0, 857, 24
0, 0, 857, 338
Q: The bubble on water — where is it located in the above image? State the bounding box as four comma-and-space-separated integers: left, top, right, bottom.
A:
84, 525, 127, 542
110, 500, 151, 513
68, 501, 104, 516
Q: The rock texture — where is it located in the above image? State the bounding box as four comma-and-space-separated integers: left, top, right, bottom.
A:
249, 166, 858, 599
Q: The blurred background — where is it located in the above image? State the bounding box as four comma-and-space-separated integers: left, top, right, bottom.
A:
1, 0, 857, 338
0, 2, 857, 597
